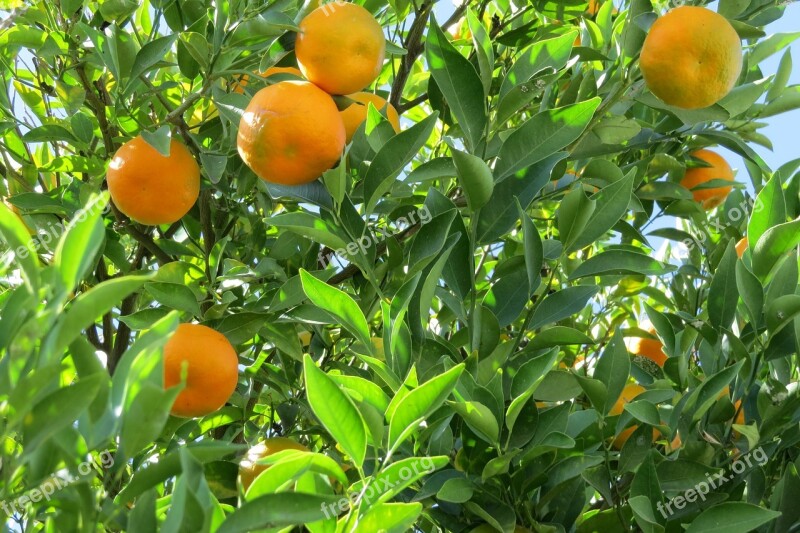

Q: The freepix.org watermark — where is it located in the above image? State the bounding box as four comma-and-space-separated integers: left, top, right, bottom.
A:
0, 194, 111, 269
1, 451, 114, 517
321, 456, 436, 518
318, 205, 432, 268
677, 195, 763, 255
656, 446, 768, 519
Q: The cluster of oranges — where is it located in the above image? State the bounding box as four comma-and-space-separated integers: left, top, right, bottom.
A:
100, 4, 750, 444
639, 6, 743, 210
237, 3, 398, 186
106, 3, 395, 226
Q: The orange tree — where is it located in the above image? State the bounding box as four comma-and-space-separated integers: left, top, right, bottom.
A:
1, 0, 800, 531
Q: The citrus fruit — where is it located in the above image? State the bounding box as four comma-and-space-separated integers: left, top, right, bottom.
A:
640, 6, 742, 109
237, 81, 346, 185
679, 149, 734, 209
340, 92, 400, 143
295, 3, 385, 95
628, 333, 667, 367
735, 237, 748, 258
163, 323, 239, 418
299, 330, 312, 347
733, 399, 745, 426
610, 383, 655, 449
107, 136, 200, 225
239, 437, 309, 492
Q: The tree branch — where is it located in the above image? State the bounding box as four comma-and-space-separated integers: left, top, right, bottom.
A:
390, 2, 434, 110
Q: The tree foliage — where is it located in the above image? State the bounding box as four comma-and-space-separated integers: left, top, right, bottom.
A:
1, 0, 800, 531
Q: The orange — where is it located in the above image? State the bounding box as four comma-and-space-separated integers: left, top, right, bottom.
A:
735, 237, 748, 258
679, 149, 734, 209
163, 323, 239, 418
610, 383, 656, 449
237, 81, 346, 185
340, 92, 400, 142
640, 6, 742, 109
733, 399, 745, 425
295, 3, 385, 95
239, 437, 309, 492
107, 136, 200, 225
629, 333, 667, 367
232, 66, 304, 94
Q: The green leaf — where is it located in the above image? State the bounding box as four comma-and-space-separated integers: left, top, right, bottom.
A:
451, 148, 494, 210
558, 187, 596, 251
299, 270, 370, 346
140, 126, 172, 157
349, 456, 448, 508
683, 361, 744, 423
494, 98, 600, 181
0, 199, 39, 291
425, 16, 486, 150
518, 201, 543, 294
352, 502, 423, 533
303, 354, 367, 467
216, 493, 342, 533
128, 34, 178, 85
363, 113, 438, 212
530, 285, 600, 330
594, 330, 630, 415
477, 153, 565, 243
121, 381, 181, 459
685, 503, 780, 533
21, 124, 79, 144
749, 31, 800, 65
624, 401, 662, 427
145, 282, 201, 316
467, 8, 494, 96
116, 441, 244, 504
437, 477, 474, 503
748, 173, 786, 248
47, 274, 152, 359
449, 401, 500, 445
267, 212, 348, 251
483, 264, 530, 327
752, 216, 800, 281
22, 373, 103, 450
407, 210, 457, 276
736, 261, 763, 327
708, 241, 738, 330
567, 170, 635, 252
569, 250, 675, 279
499, 31, 577, 98
387, 364, 464, 451
527, 327, 593, 351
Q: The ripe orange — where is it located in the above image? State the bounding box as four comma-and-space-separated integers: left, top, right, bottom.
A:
163, 323, 239, 418
679, 149, 734, 209
340, 92, 400, 142
610, 383, 655, 449
735, 237, 748, 258
629, 333, 667, 367
237, 81, 346, 185
239, 437, 309, 492
733, 399, 745, 425
295, 3, 385, 95
107, 135, 200, 225
640, 6, 742, 109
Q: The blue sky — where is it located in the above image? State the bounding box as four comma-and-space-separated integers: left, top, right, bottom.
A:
744, 1, 800, 172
